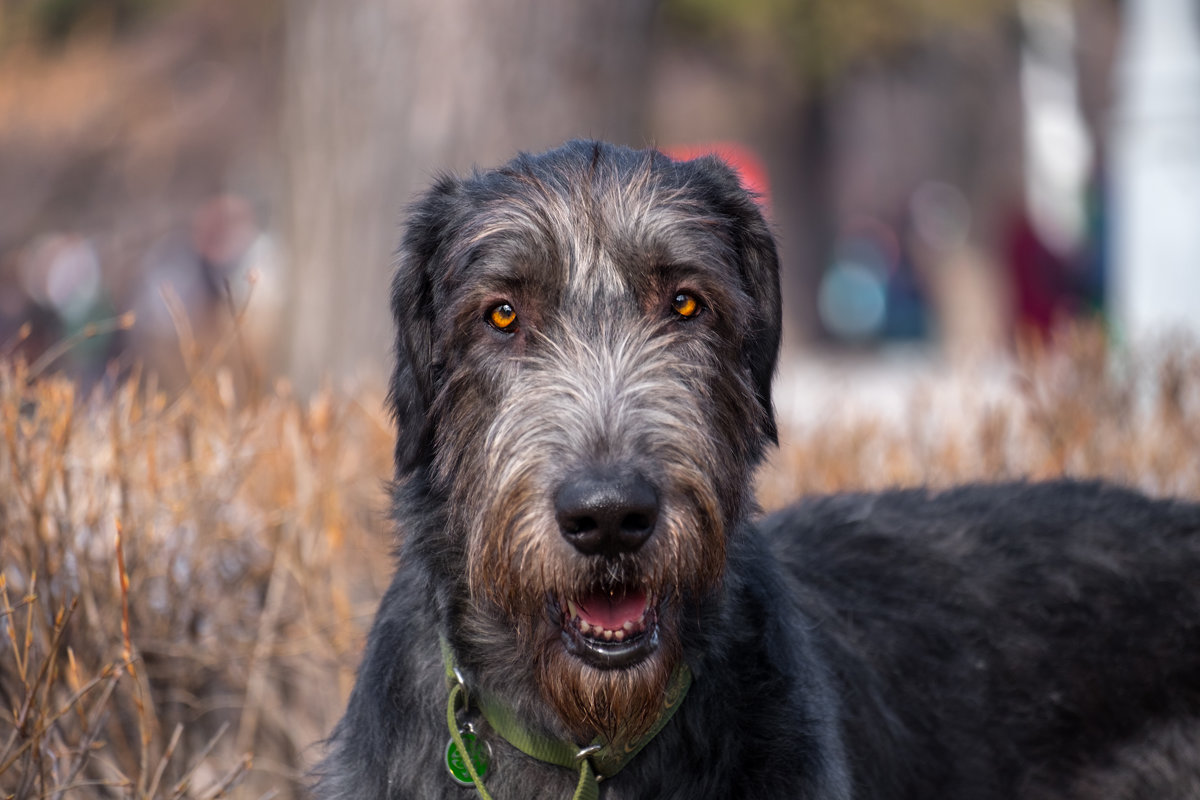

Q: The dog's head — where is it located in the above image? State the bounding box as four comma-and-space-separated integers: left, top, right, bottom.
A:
388, 140, 781, 742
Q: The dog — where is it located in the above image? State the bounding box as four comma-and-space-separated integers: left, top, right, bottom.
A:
314, 140, 1200, 799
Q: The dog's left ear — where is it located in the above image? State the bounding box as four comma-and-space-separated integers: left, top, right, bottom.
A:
388, 175, 462, 477
687, 155, 782, 446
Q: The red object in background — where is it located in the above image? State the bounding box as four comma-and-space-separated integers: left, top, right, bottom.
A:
1005, 209, 1076, 337
663, 142, 771, 215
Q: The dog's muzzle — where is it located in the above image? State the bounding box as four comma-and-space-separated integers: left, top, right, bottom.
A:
554, 468, 663, 668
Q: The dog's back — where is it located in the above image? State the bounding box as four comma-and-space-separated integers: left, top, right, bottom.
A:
766, 480, 1200, 799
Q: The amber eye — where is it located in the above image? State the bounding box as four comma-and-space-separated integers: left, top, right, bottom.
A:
487, 302, 518, 332
671, 292, 701, 319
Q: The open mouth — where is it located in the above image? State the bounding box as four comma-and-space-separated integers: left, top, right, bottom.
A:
560, 588, 659, 669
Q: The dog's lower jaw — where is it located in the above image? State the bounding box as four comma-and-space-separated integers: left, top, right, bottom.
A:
561, 623, 661, 669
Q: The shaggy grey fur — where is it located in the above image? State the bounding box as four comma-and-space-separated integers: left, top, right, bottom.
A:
315, 140, 1200, 800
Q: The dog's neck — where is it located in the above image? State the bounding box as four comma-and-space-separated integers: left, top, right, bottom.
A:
440, 635, 692, 789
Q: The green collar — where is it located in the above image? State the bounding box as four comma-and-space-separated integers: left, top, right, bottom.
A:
440, 636, 692, 800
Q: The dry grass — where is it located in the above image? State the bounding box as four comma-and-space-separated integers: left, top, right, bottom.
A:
2, 322, 1199, 799
1, 335, 394, 799
760, 326, 1200, 506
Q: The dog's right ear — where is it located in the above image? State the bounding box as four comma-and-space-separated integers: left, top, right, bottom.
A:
388, 175, 461, 477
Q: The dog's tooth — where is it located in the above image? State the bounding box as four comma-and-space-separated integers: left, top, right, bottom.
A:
567, 600, 579, 620
614, 629, 626, 642
603, 629, 614, 641
622, 620, 635, 633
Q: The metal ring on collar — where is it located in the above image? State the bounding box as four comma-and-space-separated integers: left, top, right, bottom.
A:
452, 666, 469, 709
575, 744, 602, 762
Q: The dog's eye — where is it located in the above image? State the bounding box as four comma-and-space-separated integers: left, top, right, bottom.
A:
671, 293, 702, 319
487, 302, 518, 332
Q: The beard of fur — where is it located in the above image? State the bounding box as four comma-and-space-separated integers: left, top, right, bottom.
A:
535, 620, 683, 746
461, 471, 721, 746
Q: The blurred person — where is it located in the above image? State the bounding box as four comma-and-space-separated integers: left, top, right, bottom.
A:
16, 233, 124, 388
132, 193, 281, 388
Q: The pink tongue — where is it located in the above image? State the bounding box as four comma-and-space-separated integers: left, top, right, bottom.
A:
576, 590, 647, 630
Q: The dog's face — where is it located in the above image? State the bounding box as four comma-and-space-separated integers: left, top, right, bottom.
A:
389, 141, 780, 742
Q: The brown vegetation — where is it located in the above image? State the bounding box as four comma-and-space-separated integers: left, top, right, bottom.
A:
0, 338, 393, 798
761, 327, 1200, 505
2, 324, 1199, 798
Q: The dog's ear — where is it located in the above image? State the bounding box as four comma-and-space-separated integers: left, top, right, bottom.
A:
388, 175, 461, 476
733, 189, 782, 447
687, 155, 782, 447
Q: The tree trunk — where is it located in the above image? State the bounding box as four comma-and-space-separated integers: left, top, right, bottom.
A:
280, 0, 658, 391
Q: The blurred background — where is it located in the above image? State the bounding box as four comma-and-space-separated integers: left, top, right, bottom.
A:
4, 3, 1200, 798
3, 0, 1199, 402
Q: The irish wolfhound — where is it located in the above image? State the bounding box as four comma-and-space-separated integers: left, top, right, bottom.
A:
315, 140, 1200, 799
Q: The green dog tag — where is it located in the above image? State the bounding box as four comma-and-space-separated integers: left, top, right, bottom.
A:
445, 730, 491, 786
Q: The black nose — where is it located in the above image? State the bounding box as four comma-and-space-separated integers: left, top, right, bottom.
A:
555, 470, 659, 557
